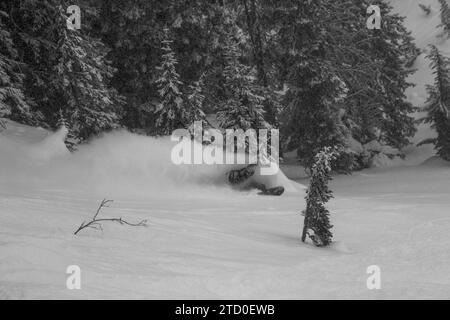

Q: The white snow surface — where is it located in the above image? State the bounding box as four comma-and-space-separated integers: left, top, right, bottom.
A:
0, 0, 450, 299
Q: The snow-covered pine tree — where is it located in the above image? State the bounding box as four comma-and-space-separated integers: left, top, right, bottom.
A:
5, 0, 123, 143
438, 0, 450, 36
186, 73, 207, 131
342, 0, 417, 151
419, 45, 450, 161
217, 32, 269, 132
0, 8, 35, 126
55, 24, 122, 142
280, 2, 349, 170
154, 28, 185, 136
99, 0, 212, 132
301, 147, 340, 247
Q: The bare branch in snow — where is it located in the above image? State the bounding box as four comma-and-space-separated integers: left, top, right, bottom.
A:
74, 199, 148, 235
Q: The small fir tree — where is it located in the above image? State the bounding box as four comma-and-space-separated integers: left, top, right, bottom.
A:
154, 28, 185, 136
419, 46, 450, 161
301, 147, 340, 247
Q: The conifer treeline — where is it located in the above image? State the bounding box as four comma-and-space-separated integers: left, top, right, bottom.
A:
1, 0, 444, 169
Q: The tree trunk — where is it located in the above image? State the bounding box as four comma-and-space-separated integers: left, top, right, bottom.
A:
301, 211, 309, 242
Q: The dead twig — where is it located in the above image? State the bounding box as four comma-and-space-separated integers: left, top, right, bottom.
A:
74, 199, 148, 235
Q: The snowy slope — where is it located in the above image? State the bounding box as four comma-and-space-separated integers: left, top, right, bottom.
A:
1, 0, 450, 300
1, 123, 449, 299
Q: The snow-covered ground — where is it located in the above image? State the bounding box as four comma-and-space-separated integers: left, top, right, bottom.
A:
0, 0, 449, 300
